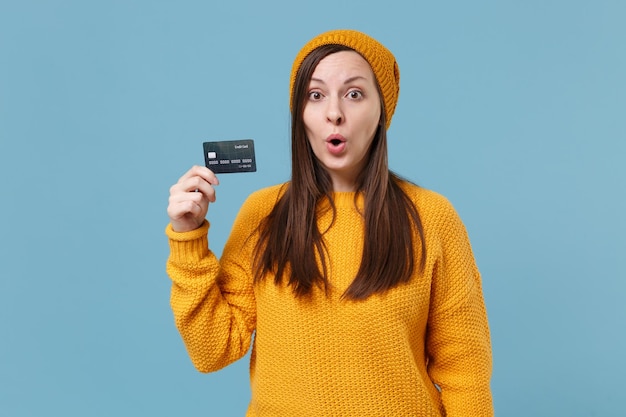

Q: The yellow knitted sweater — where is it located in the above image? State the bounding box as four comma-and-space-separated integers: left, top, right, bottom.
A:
166, 182, 493, 416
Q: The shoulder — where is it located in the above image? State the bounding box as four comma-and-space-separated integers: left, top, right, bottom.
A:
236, 182, 288, 221
397, 180, 457, 218
397, 180, 468, 238
225, 183, 287, 243
243, 182, 287, 207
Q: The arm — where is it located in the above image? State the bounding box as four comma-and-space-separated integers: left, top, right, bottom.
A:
166, 220, 256, 373
165, 165, 256, 372
426, 198, 494, 416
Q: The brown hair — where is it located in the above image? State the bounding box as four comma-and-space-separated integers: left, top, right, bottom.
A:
254, 44, 426, 300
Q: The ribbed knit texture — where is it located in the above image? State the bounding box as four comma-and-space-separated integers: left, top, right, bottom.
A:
166, 182, 493, 416
289, 29, 400, 129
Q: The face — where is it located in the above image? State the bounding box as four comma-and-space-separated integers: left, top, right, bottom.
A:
303, 50, 382, 192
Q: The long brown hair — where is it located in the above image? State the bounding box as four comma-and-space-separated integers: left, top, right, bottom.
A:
254, 44, 426, 300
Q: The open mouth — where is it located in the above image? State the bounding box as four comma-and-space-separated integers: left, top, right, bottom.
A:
326, 135, 346, 155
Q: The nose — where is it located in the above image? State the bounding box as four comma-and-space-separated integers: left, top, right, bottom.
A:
326, 97, 343, 125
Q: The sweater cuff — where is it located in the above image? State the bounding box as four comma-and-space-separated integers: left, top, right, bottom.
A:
165, 220, 211, 264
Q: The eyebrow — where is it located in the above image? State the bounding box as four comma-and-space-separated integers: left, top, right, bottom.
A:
310, 75, 369, 85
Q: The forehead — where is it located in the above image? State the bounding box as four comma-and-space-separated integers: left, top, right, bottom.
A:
310, 50, 375, 81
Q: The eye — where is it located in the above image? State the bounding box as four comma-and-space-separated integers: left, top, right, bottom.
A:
308, 91, 323, 101
347, 90, 363, 100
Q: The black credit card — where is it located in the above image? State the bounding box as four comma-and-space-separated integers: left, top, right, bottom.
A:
203, 139, 257, 174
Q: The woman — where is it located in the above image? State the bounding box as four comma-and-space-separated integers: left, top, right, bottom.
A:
166, 29, 493, 416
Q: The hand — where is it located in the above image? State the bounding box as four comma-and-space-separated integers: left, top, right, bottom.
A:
167, 165, 220, 232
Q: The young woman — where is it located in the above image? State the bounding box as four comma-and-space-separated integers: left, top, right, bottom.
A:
166, 29, 493, 416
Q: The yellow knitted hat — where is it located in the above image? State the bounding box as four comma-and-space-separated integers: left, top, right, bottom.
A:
289, 29, 400, 129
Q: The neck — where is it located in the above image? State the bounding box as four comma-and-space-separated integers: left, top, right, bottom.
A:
330, 173, 358, 192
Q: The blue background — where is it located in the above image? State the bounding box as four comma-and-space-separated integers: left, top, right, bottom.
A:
1, 1, 624, 416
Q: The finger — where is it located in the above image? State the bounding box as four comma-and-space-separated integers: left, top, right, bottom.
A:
169, 186, 214, 209
178, 165, 220, 187
170, 174, 216, 199
178, 176, 217, 203
167, 195, 208, 221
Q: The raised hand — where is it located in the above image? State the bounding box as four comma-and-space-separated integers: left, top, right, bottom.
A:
167, 165, 220, 232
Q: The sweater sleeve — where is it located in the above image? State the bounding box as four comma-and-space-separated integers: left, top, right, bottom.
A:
425, 197, 494, 416
166, 199, 260, 373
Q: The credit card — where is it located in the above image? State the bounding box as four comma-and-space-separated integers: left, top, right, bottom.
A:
203, 139, 257, 174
